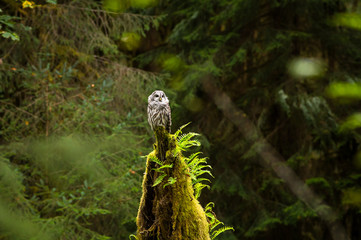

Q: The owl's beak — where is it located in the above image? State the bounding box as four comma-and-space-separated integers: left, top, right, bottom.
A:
159, 97, 162, 101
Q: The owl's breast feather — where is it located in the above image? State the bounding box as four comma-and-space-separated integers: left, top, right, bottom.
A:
157, 103, 168, 109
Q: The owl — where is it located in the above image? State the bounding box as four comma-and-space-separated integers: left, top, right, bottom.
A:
147, 90, 172, 133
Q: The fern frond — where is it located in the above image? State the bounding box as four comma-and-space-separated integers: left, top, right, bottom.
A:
177, 132, 200, 144
129, 234, 138, 240
210, 221, 224, 232
194, 169, 213, 178
157, 164, 173, 170
188, 172, 197, 181
152, 173, 167, 187
205, 202, 215, 212
163, 177, 177, 188
188, 157, 209, 170
173, 122, 191, 138
211, 226, 235, 239
149, 155, 163, 166
177, 132, 201, 150
193, 177, 212, 184
172, 125, 232, 238
194, 182, 210, 199
188, 152, 202, 161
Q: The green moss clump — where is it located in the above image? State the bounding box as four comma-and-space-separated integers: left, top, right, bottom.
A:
136, 127, 210, 240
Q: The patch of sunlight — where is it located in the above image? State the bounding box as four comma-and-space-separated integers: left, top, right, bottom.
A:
288, 57, 325, 78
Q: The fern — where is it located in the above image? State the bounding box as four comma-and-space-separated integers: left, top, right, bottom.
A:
194, 183, 210, 199
148, 155, 176, 187
129, 234, 138, 240
205, 202, 234, 239
211, 226, 235, 239
177, 133, 201, 151
149, 155, 163, 166
163, 177, 177, 188
152, 173, 167, 187
175, 130, 212, 198
153, 164, 173, 172
173, 122, 191, 138
173, 126, 232, 238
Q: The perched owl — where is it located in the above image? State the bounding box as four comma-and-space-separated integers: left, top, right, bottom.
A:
147, 90, 172, 133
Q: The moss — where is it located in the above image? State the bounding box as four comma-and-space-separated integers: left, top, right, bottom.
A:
136, 127, 210, 240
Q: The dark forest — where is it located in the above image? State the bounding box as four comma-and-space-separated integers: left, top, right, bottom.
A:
1, 0, 361, 239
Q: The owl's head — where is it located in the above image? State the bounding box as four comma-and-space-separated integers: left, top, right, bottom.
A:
148, 90, 169, 105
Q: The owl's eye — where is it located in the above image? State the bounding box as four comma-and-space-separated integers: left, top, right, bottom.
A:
162, 94, 164, 97
155, 94, 159, 97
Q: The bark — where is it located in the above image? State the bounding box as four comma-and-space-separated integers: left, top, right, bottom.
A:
136, 127, 210, 240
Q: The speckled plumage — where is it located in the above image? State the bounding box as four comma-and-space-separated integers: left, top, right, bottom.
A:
147, 90, 171, 133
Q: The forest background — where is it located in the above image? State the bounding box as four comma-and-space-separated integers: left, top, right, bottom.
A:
1, 0, 361, 239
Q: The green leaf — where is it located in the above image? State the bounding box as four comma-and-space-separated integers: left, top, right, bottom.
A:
332, 13, 361, 30
129, 234, 138, 240
153, 164, 173, 173
149, 155, 163, 166
326, 82, 361, 99
173, 122, 191, 138
152, 173, 167, 187
1, 31, 19, 41
211, 226, 234, 239
163, 177, 177, 188
340, 113, 361, 131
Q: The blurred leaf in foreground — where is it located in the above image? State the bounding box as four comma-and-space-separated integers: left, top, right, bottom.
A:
340, 113, 361, 132
120, 32, 142, 51
326, 82, 361, 99
131, 0, 158, 8
103, 0, 128, 12
332, 13, 361, 30
342, 188, 361, 207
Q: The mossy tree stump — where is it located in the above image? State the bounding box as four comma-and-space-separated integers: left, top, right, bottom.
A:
136, 127, 210, 240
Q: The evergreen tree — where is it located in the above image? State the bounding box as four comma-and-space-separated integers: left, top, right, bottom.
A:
142, 0, 361, 239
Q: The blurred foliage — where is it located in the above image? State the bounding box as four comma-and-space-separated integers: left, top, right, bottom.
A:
1, 0, 361, 239
332, 12, 361, 30
0, 0, 163, 239
0, 8, 20, 41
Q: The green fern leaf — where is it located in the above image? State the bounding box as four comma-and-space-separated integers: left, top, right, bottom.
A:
210, 221, 223, 231
194, 183, 210, 199
129, 234, 138, 239
149, 155, 163, 166
173, 122, 191, 138
205, 202, 215, 212
157, 164, 173, 170
152, 173, 167, 187
163, 177, 177, 188
211, 226, 235, 239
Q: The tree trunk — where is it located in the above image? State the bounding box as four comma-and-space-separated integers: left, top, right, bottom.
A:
136, 127, 210, 240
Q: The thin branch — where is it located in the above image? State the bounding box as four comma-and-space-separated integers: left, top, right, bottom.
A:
0, 100, 45, 123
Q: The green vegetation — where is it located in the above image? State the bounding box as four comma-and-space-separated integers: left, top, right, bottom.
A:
136, 125, 231, 239
136, 127, 211, 240
1, 0, 361, 239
